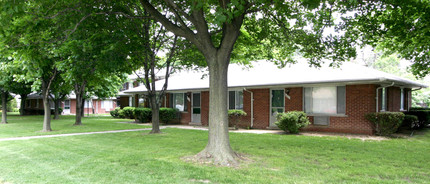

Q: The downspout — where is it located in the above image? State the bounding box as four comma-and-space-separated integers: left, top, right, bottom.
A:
376, 82, 395, 112
243, 88, 254, 128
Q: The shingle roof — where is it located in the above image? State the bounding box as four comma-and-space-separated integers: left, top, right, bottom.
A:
124, 60, 427, 94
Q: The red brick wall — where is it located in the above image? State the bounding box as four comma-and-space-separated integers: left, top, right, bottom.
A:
179, 92, 192, 124
70, 99, 117, 115
237, 90, 252, 128
305, 84, 376, 135
201, 91, 210, 126
70, 99, 76, 114
251, 88, 270, 129
285, 87, 303, 112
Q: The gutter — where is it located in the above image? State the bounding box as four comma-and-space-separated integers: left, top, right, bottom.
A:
376, 82, 395, 112
243, 88, 254, 128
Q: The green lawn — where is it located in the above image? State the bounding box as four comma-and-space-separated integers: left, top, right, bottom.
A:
0, 121, 429, 183
0, 113, 149, 138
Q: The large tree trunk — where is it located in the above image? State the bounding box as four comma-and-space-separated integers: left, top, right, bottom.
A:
1, 90, 8, 124
41, 82, 52, 132
19, 94, 27, 116
75, 93, 83, 125
74, 83, 85, 125
196, 56, 240, 166
53, 99, 61, 120
81, 99, 85, 117
150, 95, 161, 134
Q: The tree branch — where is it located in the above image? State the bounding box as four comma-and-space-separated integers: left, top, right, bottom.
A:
139, 0, 199, 46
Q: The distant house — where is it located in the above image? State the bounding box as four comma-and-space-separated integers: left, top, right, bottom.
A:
23, 94, 118, 115
123, 61, 427, 135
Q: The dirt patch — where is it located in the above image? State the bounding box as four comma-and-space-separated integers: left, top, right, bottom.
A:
181, 152, 253, 168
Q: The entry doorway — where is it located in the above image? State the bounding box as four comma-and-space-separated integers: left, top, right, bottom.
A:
270, 89, 285, 127
192, 93, 201, 124
63, 100, 71, 114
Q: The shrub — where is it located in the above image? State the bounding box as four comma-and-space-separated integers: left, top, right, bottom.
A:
134, 108, 152, 123
118, 109, 126, 118
159, 108, 179, 124
402, 115, 419, 129
228, 110, 247, 129
365, 112, 405, 136
110, 107, 121, 118
12, 108, 19, 112
275, 111, 310, 134
122, 107, 136, 119
405, 109, 430, 128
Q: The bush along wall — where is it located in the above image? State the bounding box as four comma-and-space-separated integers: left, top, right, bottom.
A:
365, 112, 405, 136
110, 107, 121, 118
405, 108, 430, 128
110, 107, 179, 124
228, 109, 247, 129
122, 107, 136, 119
402, 114, 419, 129
159, 108, 179, 124
275, 111, 310, 134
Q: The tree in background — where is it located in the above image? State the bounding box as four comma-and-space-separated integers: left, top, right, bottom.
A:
341, 0, 430, 78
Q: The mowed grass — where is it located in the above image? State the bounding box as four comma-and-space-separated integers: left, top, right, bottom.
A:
0, 126, 429, 183
0, 113, 149, 138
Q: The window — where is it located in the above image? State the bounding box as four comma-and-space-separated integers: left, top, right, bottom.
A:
36, 99, 40, 108
170, 93, 187, 112
122, 83, 129, 91
381, 88, 387, 111
26, 100, 31, 108
138, 95, 146, 107
84, 100, 92, 108
101, 100, 113, 109
228, 91, 243, 110
304, 86, 345, 114
400, 88, 404, 111
64, 100, 70, 109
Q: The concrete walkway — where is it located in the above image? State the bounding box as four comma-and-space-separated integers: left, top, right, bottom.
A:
0, 128, 155, 142
0, 125, 384, 142
0, 125, 285, 142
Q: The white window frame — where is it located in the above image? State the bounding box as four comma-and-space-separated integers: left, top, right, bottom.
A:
228, 90, 244, 110
304, 86, 346, 115
64, 100, 70, 110
84, 100, 93, 108
102, 100, 113, 110
171, 93, 187, 112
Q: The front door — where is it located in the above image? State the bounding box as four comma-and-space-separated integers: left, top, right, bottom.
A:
192, 93, 201, 124
270, 89, 285, 127
63, 100, 70, 114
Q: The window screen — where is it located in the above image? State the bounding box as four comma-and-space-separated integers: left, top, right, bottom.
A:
337, 86, 346, 114
169, 93, 187, 111
304, 86, 345, 114
271, 90, 284, 108
229, 91, 235, 109
228, 91, 243, 110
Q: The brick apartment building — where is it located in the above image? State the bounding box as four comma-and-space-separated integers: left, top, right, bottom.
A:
123, 61, 426, 135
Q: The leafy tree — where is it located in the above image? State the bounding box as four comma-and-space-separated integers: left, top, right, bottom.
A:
120, 6, 182, 134
138, 0, 360, 165
341, 0, 430, 77
0, 0, 75, 131
49, 75, 73, 120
